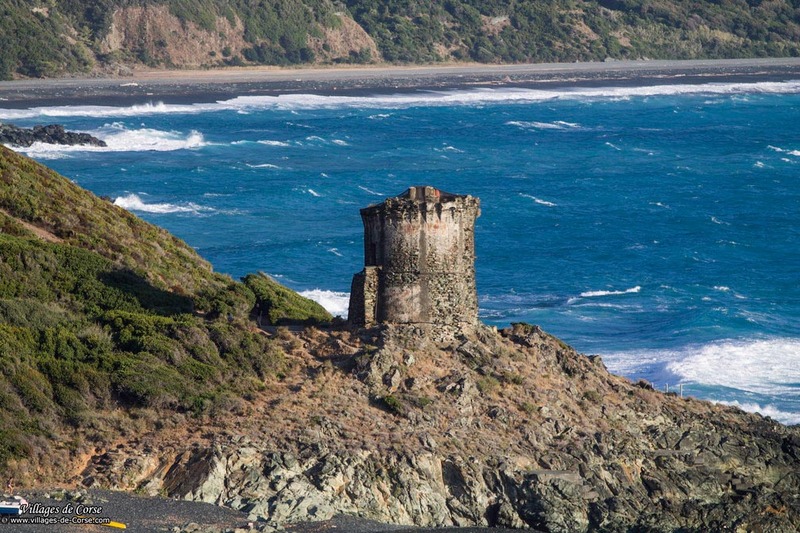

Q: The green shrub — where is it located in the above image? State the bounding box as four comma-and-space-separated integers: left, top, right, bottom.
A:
243, 272, 332, 326
476, 376, 500, 394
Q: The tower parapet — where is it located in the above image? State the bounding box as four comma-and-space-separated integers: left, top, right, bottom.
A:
348, 186, 480, 327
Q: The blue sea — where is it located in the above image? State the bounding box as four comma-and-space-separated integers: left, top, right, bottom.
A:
2, 80, 799, 424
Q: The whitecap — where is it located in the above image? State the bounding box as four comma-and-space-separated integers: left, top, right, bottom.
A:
257, 140, 291, 147
519, 193, 557, 207
327, 248, 343, 257
359, 185, 384, 196
246, 163, 280, 169
604, 141, 622, 151
579, 286, 641, 298
0, 101, 219, 120
331, 139, 349, 146
307, 189, 322, 197
665, 338, 800, 398
12, 124, 207, 157
113, 193, 215, 215
506, 120, 581, 131
5, 80, 799, 118
299, 289, 350, 318
711, 216, 730, 225
435, 145, 465, 153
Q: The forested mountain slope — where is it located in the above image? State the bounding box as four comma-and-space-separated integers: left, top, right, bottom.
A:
0, 0, 798, 79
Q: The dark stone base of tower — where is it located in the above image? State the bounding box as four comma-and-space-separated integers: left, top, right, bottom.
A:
348, 186, 480, 328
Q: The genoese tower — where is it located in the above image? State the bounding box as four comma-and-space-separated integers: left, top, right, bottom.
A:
348, 186, 480, 327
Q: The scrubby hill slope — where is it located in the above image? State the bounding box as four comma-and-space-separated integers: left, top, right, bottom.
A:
79, 322, 800, 532
0, 145, 329, 479
1, 0, 799, 79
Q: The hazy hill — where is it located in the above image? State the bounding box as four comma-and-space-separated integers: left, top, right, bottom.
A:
1, 0, 799, 79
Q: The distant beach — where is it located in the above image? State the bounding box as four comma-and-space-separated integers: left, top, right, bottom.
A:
1, 58, 800, 108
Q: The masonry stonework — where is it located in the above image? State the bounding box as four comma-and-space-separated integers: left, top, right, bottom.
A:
348, 186, 480, 327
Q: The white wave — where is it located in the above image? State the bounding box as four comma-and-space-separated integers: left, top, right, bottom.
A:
4, 80, 800, 119
0, 101, 220, 120
358, 185, 384, 196
790, 150, 800, 156
327, 248, 343, 257
13, 124, 207, 157
714, 401, 800, 426
754, 161, 765, 168
711, 216, 730, 225
331, 139, 349, 146
257, 140, 291, 147
435, 144, 465, 153
307, 189, 322, 197
520, 193, 557, 207
17, 151, 71, 160
663, 338, 800, 397
299, 289, 350, 318
506, 120, 581, 130
113, 193, 215, 215
246, 163, 280, 169
605, 141, 622, 151
580, 286, 641, 298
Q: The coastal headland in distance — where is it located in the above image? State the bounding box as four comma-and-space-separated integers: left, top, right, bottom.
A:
1, 57, 800, 108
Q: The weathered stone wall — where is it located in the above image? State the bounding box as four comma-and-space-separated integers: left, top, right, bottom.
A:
349, 266, 379, 326
349, 186, 480, 327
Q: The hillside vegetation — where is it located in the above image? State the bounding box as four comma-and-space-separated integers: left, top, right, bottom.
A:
0, 0, 799, 79
0, 145, 330, 476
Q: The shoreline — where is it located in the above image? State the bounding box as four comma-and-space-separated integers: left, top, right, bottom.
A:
1, 58, 800, 109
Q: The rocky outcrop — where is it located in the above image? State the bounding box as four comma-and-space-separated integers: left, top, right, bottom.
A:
76, 323, 800, 532
99, 6, 248, 69
0, 123, 106, 147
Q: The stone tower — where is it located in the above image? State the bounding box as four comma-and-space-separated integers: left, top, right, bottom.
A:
348, 186, 480, 327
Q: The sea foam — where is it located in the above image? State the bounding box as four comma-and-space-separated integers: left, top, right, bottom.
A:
299, 289, 350, 318
580, 286, 641, 298
666, 338, 800, 397
113, 193, 215, 215
12, 124, 207, 156
4, 80, 800, 120
520, 193, 557, 207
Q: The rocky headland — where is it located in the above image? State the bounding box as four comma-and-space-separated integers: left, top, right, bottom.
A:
0, 146, 798, 532
0, 122, 106, 147
71, 322, 800, 532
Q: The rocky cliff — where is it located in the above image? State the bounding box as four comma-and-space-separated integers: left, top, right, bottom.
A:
77, 323, 800, 532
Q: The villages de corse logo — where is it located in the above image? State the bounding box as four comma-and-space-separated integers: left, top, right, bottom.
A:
20, 502, 104, 516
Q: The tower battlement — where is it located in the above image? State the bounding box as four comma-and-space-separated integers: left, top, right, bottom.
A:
348, 186, 480, 327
